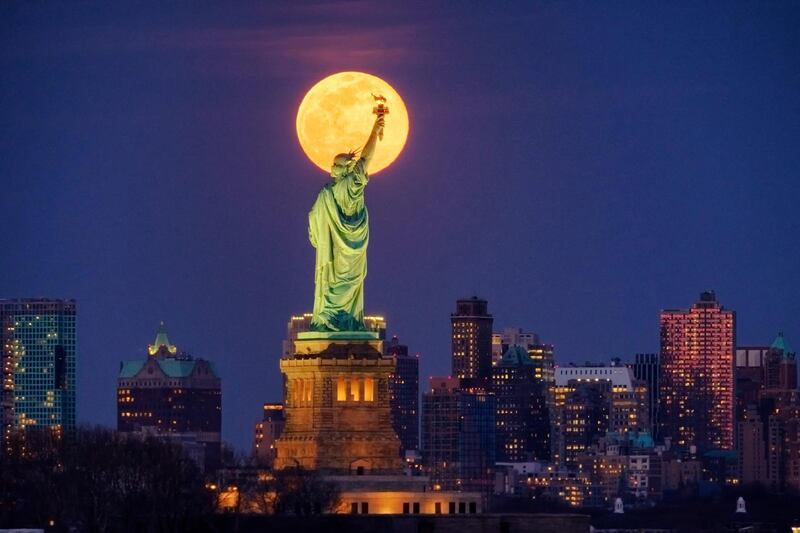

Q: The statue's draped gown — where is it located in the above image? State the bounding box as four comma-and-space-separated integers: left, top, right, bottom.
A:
308, 158, 369, 331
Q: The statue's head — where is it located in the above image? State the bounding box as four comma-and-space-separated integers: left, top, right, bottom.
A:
330, 152, 357, 181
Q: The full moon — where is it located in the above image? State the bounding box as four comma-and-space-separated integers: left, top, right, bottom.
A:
296, 72, 409, 175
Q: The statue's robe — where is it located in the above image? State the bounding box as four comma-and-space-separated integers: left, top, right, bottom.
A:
308, 158, 369, 331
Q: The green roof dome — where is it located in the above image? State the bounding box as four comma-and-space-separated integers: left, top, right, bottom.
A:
500, 344, 533, 365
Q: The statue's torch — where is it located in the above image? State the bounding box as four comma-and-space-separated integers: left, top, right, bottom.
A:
372, 93, 388, 141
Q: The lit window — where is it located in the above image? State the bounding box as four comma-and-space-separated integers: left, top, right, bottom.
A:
337, 378, 346, 401
364, 378, 374, 401
350, 379, 360, 401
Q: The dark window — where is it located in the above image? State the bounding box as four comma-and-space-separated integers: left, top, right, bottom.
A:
351, 502, 358, 514
469, 502, 477, 514
459, 502, 466, 514
357, 466, 365, 475
448, 502, 456, 514
403, 502, 410, 514
361, 502, 368, 514
435, 502, 442, 514
413, 502, 420, 514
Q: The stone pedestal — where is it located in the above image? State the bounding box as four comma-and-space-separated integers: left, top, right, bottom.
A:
273, 333, 403, 474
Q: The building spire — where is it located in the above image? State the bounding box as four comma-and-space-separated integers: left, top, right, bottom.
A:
148, 321, 178, 357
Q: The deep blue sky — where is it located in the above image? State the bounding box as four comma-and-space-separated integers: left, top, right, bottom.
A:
2, 2, 798, 451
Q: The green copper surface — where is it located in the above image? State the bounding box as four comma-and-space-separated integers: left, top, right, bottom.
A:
771, 331, 794, 356
297, 330, 379, 341
308, 158, 370, 332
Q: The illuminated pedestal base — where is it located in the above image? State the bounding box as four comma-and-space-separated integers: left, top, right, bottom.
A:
273, 335, 403, 474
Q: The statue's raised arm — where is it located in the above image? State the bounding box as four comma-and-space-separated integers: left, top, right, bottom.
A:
359, 112, 385, 173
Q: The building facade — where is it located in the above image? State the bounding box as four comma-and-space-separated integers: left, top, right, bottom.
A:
735, 345, 770, 416
492, 345, 550, 461
451, 297, 493, 386
763, 332, 797, 391
491, 328, 540, 364
253, 402, 285, 466
421, 377, 496, 494
273, 335, 402, 474
659, 291, 735, 451
551, 364, 648, 464
631, 353, 659, 436
1, 298, 76, 442
737, 405, 768, 485
387, 336, 419, 453
117, 323, 222, 470
421, 377, 460, 489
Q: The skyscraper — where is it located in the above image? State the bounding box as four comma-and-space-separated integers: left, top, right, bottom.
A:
659, 291, 735, 451
387, 335, 419, 453
551, 364, 649, 464
422, 377, 496, 493
763, 332, 797, 391
491, 328, 540, 364
492, 345, 550, 461
631, 353, 659, 436
451, 297, 493, 385
737, 405, 768, 485
421, 377, 460, 489
1, 299, 76, 441
765, 391, 800, 492
117, 323, 222, 471
735, 345, 769, 416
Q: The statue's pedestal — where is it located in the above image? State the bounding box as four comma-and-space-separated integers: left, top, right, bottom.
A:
273, 332, 403, 474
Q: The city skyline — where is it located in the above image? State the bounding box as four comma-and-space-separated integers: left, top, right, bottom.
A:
2, 2, 799, 451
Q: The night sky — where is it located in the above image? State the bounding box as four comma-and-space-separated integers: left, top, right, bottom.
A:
2, 2, 799, 451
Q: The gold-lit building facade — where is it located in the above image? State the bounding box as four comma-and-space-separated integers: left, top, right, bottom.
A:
451, 297, 493, 384
273, 336, 402, 474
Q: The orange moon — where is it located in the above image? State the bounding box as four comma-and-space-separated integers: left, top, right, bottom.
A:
296, 72, 409, 175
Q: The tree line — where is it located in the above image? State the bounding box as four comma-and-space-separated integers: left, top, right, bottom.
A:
0, 426, 340, 533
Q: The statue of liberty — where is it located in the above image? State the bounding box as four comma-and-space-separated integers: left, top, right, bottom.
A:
308, 108, 385, 332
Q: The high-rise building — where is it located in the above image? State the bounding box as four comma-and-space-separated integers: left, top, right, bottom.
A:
492, 327, 555, 383
492, 345, 550, 461
659, 291, 735, 451
421, 377, 496, 494
764, 390, 800, 492
1, 299, 76, 442
551, 364, 648, 464
763, 332, 797, 391
737, 405, 768, 485
457, 385, 496, 495
282, 313, 387, 358
421, 377, 460, 489
492, 328, 540, 364
386, 336, 419, 453
253, 403, 285, 466
451, 297, 493, 385
117, 323, 222, 471
735, 345, 769, 416
631, 353, 659, 436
